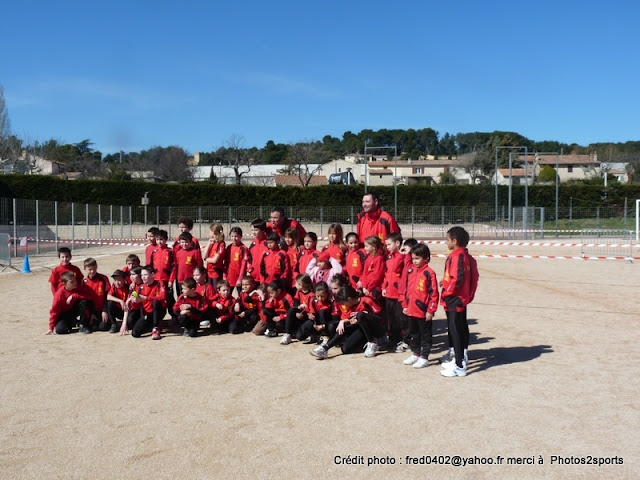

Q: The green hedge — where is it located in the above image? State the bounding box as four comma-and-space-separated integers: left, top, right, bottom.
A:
1, 174, 639, 208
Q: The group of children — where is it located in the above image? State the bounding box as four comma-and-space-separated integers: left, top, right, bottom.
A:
47, 216, 478, 377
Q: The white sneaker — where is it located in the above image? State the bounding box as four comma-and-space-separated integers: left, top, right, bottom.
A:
441, 358, 467, 370
199, 320, 211, 328
310, 346, 328, 359
413, 356, 429, 369
403, 354, 419, 365
396, 341, 410, 353
321, 336, 329, 347
439, 347, 454, 364
440, 365, 467, 377
280, 333, 292, 345
364, 342, 379, 358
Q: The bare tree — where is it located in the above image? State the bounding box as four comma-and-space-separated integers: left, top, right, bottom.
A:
458, 151, 491, 184
0, 85, 15, 167
222, 134, 253, 185
285, 140, 331, 186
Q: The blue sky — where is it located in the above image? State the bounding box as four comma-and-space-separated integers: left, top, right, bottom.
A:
1, 0, 639, 156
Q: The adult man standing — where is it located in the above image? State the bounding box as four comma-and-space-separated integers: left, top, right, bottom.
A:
357, 193, 400, 245
268, 207, 306, 247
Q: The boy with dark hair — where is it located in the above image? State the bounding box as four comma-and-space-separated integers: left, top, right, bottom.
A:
48, 247, 84, 295
173, 277, 206, 337
173, 216, 201, 254
382, 232, 404, 350
248, 218, 269, 283
402, 244, 439, 369
171, 232, 204, 295
145, 227, 160, 265
233, 276, 261, 333
47, 272, 99, 335
128, 266, 168, 340
259, 232, 288, 284
122, 254, 141, 285
106, 269, 129, 333
82, 257, 111, 331
151, 229, 175, 316
440, 226, 479, 378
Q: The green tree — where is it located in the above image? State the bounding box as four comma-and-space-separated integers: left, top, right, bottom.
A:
537, 165, 557, 183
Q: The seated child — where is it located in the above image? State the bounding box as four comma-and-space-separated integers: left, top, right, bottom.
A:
127, 266, 167, 340
82, 257, 111, 331
297, 281, 334, 344
232, 276, 260, 334
209, 280, 235, 334
263, 280, 294, 338
47, 272, 100, 335
106, 269, 129, 334
280, 274, 314, 345
173, 277, 207, 337
193, 265, 216, 328
310, 285, 385, 360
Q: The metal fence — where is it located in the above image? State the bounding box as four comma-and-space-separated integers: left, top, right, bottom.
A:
580, 230, 634, 261
0, 233, 15, 271
1, 197, 637, 257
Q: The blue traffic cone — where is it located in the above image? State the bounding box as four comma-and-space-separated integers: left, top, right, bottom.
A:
21, 254, 32, 274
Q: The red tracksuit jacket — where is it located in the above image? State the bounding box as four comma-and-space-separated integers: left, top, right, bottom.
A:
441, 248, 479, 312
404, 263, 439, 317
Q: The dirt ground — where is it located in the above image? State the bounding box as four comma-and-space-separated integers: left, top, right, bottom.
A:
1, 242, 639, 479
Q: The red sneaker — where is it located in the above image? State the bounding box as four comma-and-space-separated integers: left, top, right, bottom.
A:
151, 328, 162, 340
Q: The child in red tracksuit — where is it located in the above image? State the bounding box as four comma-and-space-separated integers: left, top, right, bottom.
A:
145, 227, 160, 265
440, 226, 479, 378
297, 232, 319, 279
82, 257, 111, 331
382, 232, 405, 350
47, 272, 100, 335
232, 276, 260, 334
321, 223, 347, 265
309, 285, 385, 360
401, 244, 439, 369
344, 232, 366, 290
204, 223, 226, 290
260, 232, 288, 285
150, 229, 176, 317
225, 227, 249, 294
263, 280, 294, 338
48, 247, 84, 295
358, 235, 385, 301
171, 232, 203, 295
106, 269, 129, 334
210, 280, 235, 334
280, 274, 314, 345
301, 281, 334, 343
396, 238, 419, 350
193, 265, 217, 328
173, 277, 207, 337
248, 218, 269, 283
128, 266, 168, 340
283, 227, 301, 293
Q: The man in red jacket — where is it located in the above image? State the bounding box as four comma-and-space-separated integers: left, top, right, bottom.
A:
356, 193, 400, 246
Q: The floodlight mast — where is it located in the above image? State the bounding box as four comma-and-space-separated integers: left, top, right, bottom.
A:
494, 146, 528, 223
364, 144, 399, 218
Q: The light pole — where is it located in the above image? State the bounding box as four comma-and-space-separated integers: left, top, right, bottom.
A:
141, 192, 149, 229
494, 146, 528, 223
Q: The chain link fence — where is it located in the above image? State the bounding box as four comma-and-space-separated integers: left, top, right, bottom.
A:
0, 197, 636, 257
